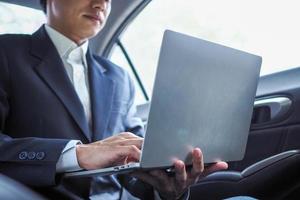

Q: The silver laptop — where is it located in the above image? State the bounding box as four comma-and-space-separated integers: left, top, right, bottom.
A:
65, 30, 262, 178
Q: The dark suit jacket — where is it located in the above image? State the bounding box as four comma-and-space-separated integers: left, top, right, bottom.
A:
0, 26, 153, 199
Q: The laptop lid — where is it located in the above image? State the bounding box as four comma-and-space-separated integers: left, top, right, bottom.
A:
140, 30, 262, 169
64, 30, 261, 178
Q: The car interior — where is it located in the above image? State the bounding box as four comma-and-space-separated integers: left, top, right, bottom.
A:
1, 0, 300, 199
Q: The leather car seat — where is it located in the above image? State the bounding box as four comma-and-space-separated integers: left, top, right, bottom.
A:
190, 150, 300, 199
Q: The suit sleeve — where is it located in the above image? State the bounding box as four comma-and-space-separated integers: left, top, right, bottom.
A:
123, 74, 145, 137
0, 42, 70, 187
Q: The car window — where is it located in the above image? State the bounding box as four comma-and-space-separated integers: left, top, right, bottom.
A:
110, 0, 300, 104
0, 2, 45, 34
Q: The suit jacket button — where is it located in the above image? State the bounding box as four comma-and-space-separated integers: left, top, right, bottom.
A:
28, 152, 36, 160
36, 152, 45, 160
19, 152, 28, 160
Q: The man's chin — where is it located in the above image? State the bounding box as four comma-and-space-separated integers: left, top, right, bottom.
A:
80, 27, 102, 40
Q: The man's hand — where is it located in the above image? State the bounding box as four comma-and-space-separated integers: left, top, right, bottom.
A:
132, 148, 228, 200
76, 132, 143, 170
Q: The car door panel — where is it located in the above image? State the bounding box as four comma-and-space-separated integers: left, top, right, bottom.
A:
229, 67, 300, 171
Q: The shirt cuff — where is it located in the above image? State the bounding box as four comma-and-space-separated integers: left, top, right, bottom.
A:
56, 140, 83, 173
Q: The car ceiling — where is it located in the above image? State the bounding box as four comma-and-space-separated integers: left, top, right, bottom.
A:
0, 0, 150, 56
1, 0, 40, 9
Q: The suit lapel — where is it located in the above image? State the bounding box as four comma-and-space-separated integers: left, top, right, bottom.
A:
30, 26, 91, 142
87, 50, 115, 141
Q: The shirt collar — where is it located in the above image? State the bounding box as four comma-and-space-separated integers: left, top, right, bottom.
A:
45, 24, 89, 61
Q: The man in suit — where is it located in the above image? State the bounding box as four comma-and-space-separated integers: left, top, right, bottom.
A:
0, 0, 227, 199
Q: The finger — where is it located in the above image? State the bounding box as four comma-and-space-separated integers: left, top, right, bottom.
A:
119, 145, 141, 162
190, 148, 204, 178
115, 138, 143, 149
111, 146, 141, 165
119, 132, 143, 139
94, 132, 142, 144
124, 155, 137, 164
91, 136, 117, 144
174, 160, 187, 187
93, 137, 143, 150
200, 161, 228, 177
